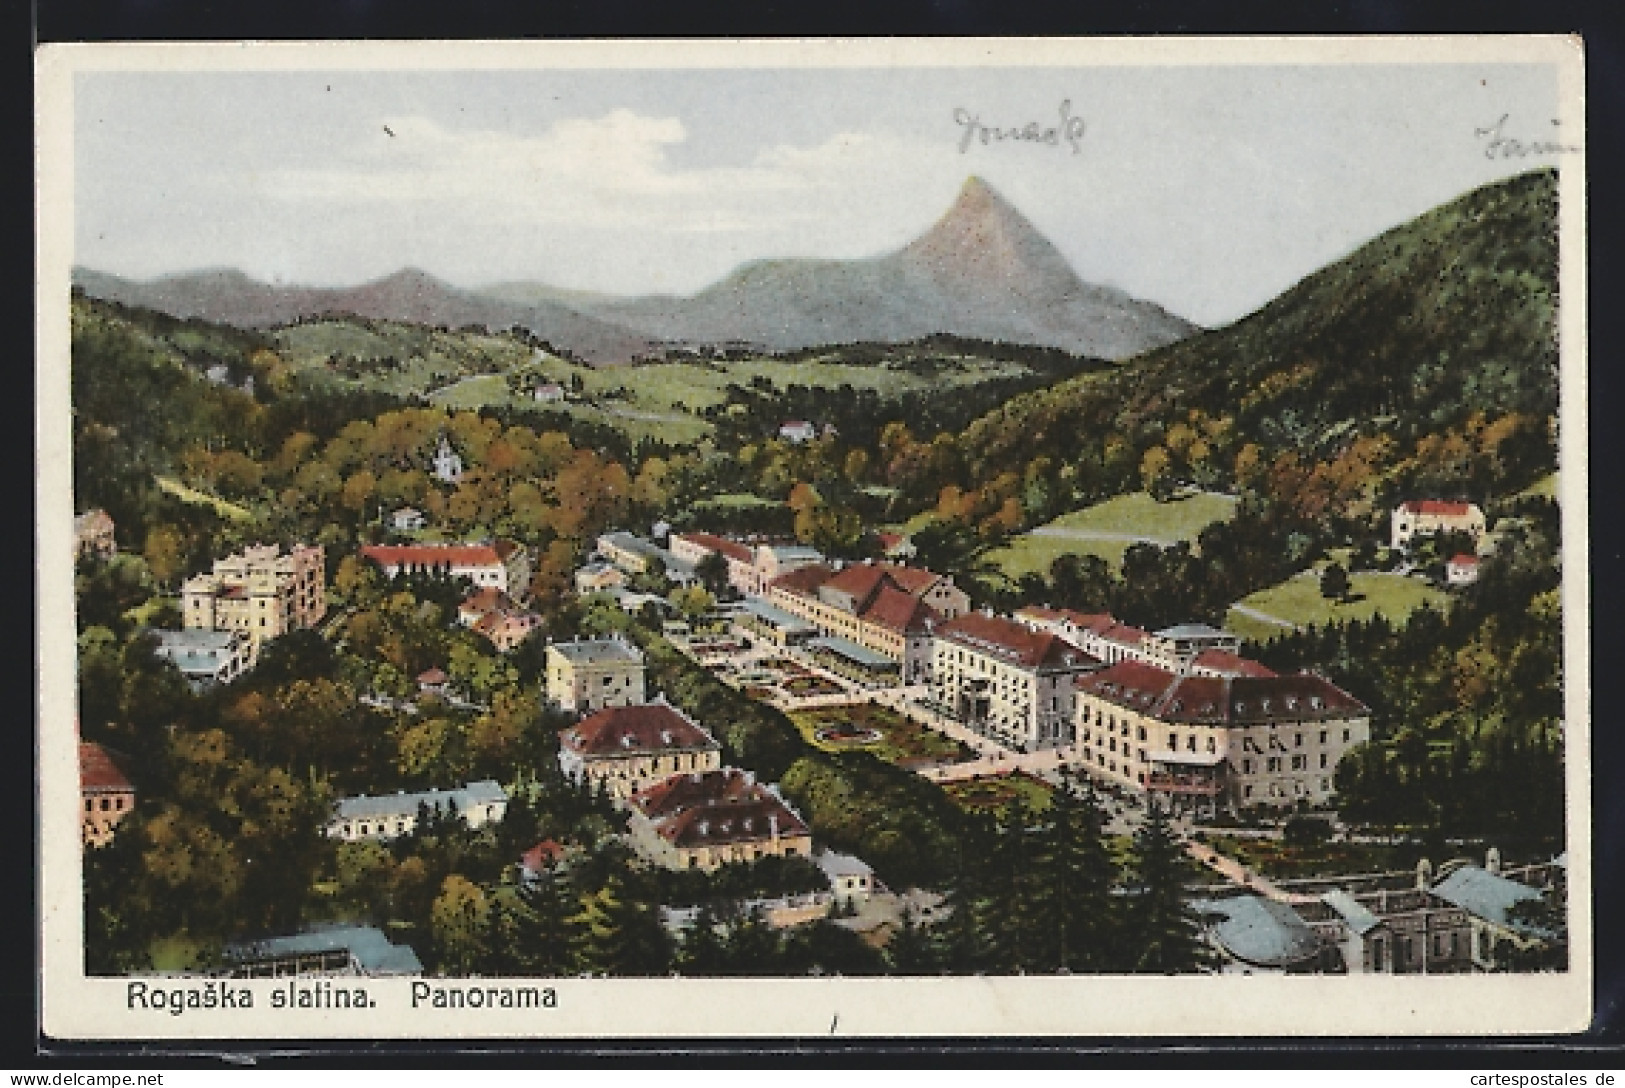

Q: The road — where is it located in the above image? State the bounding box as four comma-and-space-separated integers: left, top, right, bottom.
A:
1227, 602, 1299, 629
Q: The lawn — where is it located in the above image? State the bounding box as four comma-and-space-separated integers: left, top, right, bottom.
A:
155, 475, 255, 522
789, 703, 974, 768
987, 489, 1239, 576
1225, 567, 1449, 642
942, 771, 1055, 814
1518, 472, 1559, 501
1202, 834, 1425, 880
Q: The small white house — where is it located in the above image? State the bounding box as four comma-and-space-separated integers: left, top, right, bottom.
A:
326, 780, 508, 842
1447, 554, 1481, 586
534, 382, 567, 403
778, 421, 817, 444
817, 849, 875, 906
390, 507, 427, 532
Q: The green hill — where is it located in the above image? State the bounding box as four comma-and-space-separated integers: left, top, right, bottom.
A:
956, 169, 1559, 518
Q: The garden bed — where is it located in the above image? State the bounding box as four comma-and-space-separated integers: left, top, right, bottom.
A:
942, 771, 1055, 814
789, 703, 974, 767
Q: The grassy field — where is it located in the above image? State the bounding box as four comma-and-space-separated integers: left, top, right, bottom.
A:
155, 475, 255, 522
1518, 472, 1559, 501
276, 317, 1050, 446
1226, 567, 1449, 642
987, 490, 1239, 576
788, 703, 973, 768
942, 771, 1055, 814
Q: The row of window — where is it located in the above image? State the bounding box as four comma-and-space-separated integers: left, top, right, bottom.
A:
83, 795, 129, 812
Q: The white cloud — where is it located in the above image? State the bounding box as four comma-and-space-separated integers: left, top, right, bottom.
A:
256, 110, 917, 235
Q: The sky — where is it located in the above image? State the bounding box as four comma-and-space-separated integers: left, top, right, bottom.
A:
73, 62, 1568, 327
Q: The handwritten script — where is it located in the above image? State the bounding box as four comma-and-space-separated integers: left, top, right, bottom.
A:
954, 100, 1085, 154
1474, 114, 1579, 160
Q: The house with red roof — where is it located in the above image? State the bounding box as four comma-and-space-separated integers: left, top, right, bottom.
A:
557, 697, 723, 799
1074, 660, 1370, 813
767, 560, 969, 683
518, 839, 570, 880
1390, 499, 1486, 551
80, 741, 135, 848
931, 611, 1104, 752
1446, 553, 1482, 586
668, 532, 823, 596
625, 768, 813, 872
360, 539, 531, 598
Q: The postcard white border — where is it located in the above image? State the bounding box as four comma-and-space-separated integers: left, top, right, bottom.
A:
36, 34, 1591, 1041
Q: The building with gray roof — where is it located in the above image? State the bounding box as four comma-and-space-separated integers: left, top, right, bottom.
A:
149, 628, 253, 689
1193, 895, 1331, 973
326, 780, 508, 842
223, 925, 422, 977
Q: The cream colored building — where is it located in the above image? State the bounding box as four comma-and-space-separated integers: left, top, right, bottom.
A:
1390, 500, 1487, 551
556, 698, 722, 799
625, 768, 813, 872
326, 780, 507, 842
545, 635, 646, 713
181, 543, 326, 659
931, 611, 1103, 751
1074, 660, 1371, 812
80, 741, 135, 848
360, 540, 530, 599
769, 561, 967, 683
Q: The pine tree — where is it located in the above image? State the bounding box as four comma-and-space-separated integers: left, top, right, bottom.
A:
1122, 801, 1208, 974
514, 871, 582, 976
720, 905, 782, 975
676, 903, 728, 976
1032, 772, 1121, 973
571, 873, 674, 977
885, 906, 938, 975
934, 814, 1001, 974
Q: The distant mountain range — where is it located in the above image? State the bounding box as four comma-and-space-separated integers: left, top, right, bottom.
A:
73, 177, 1197, 364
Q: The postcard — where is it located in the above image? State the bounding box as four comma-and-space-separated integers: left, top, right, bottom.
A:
36, 35, 1590, 1041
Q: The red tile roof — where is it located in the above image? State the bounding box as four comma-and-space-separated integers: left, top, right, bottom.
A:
1079, 661, 1367, 723
878, 563, 943, 596
861, 584, 938, 633
1193, 649, 1278, 678
1100, 622, 1150, 647
459, 586, 514, 615
630, 768, 760, 820
674, 532, 753, 564
1399, 500, 1475, 516
1449, 554, 1480, 566
769, 563, 835, 595
938, 612, 1102, 669
823, 563, 892, 601
520, 839, 567, 872
417, 667, 448, 685
560, 703, 719, 758
655, 796, 810, 848
79, 742, 132, 793
362, 544, 504, 568
1016, 607, 1118, 635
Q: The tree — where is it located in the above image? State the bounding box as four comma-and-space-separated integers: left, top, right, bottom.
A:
1121, 802, 1208, 974
572, 874, 672, 976
1140, 445, 1176, 502
1037, 774, 1120, 972
431, 874, 490, 974
514, 872, 583, 976
693, 551, 731, 596
885, 907, 938, 974
675, 904, 728, 976
668, 584, 716, 624
1320, 561, 1351, 602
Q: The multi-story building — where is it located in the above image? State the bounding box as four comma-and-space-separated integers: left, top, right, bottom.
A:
668, 532, 824, 596
1390, 499, 1487, 551
79, 741, 135, 848
594, 531, 696, 584
150, 627, 256, 688
625, 768, 813, 872
544, 635, 646, 713
360, 540, 530, 598
73, 509, 117, 560
556, 698, 723, 799
931, 611, 1103, 751
769, 561, 969, 683
1073, 660, 1371, 812
181, 543, 326, 659
325, 780, 508, 842
1015, 608, 1250, 674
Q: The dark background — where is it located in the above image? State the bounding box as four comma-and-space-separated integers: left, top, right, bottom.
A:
21, 0, 1625, 1068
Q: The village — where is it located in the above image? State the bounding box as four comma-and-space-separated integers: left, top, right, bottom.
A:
74, 427, 1564, 978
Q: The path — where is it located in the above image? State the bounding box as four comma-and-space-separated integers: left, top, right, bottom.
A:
597, 404, 694, 425
1028, 527, 1179, 546
1227, 602, 1299, 629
